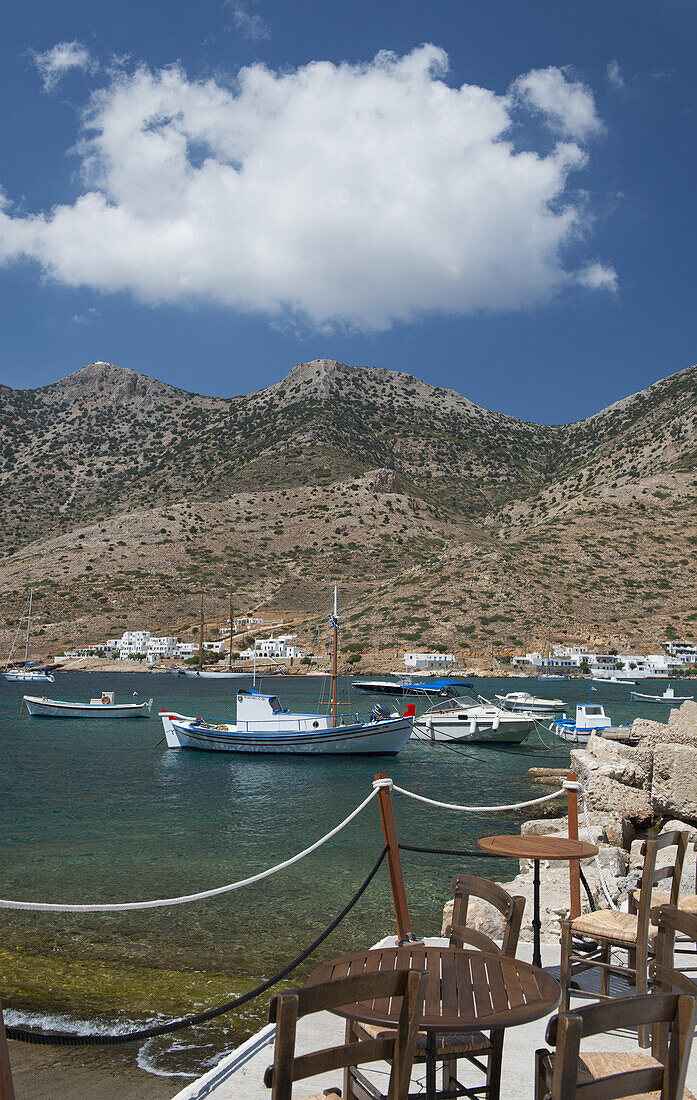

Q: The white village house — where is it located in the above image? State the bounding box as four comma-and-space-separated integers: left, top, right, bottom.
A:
404, 651, 456, 671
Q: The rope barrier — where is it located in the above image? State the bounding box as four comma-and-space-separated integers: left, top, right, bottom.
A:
5, 847, 388, 1046
579, 786, 618, 910
0, 787, 379, 913
384, 780, 568, 813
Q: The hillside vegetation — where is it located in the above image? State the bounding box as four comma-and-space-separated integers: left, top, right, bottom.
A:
1, 358, 696, 661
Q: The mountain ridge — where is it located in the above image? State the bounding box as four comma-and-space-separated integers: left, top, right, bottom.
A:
1, 358, 696, 659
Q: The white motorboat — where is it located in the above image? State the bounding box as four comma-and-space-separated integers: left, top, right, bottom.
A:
630, 685, 693, 704
495, 691, 565, 716
3, 589, 54, 681
549, 704, 612, 744
24, 691, 153, 719
413, 698, 534, 744
352, 678, 468, 698
159, 690, 412, 755
592, 675, 636, 685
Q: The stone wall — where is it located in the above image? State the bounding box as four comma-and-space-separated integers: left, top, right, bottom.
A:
440, 701, 697, 946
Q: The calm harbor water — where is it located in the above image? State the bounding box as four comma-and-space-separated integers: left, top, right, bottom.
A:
0, 671, 693, 1077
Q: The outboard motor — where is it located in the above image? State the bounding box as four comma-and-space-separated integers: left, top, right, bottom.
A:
371, 702, 392, 721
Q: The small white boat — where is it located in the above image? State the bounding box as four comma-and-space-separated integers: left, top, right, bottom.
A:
592, 675, 636, 685
495, 691, 565, 716
413, 698, 534, 744
549, 704, 612, 744
630, 685, 694, 704
160, 690, 412, 755
5, 666, 55, 683
537, 673, 569, 682
24, 691, 153, 718
3, 589, 55, 682
352, 678, 468, 698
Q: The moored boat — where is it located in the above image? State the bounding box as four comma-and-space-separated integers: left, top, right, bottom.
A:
352, 678, 469, 697
630, 685, 693, 704
549, 703, 612, 745
3, 589, 54, 681
160, 690, 412, 754
413, 698, 534, 744
495, 691, 565, 716
24, 691, 153, 718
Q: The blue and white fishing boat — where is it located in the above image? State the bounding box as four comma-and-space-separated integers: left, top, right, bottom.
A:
549, 703, 612, 745
159, 586, 412, 755
630, 685, 693, 704
160, 690, 412, 754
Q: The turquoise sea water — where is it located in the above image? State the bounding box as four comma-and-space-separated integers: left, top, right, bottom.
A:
1, 671, 694, 1077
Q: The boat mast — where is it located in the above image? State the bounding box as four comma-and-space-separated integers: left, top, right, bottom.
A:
228, 586, 233, 672
331, 584, 338, 726
24, 588, 33, 669
199, 595, 204, 672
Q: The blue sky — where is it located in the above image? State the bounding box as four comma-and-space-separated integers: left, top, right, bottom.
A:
0, 0, 694, 422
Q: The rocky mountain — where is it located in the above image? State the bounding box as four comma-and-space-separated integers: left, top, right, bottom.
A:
1, 358, 695, 661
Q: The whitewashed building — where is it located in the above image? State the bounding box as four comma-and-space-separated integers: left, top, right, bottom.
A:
666, 640, 697, 665
240, 634, 303, 660
404, 652, 456, 670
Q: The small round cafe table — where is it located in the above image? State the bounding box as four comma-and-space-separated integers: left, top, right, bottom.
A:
478, 834, 599, 968
308, 945, 560, 1100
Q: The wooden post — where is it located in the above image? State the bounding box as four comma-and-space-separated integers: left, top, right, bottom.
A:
567, 771, 581, 919
0, 1000, 15, 1100
374, 773, 421, 945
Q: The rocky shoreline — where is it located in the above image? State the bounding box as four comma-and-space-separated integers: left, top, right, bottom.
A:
443, 701, 697, 945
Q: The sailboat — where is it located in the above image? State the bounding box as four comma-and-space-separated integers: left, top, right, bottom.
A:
537, 626, 569, 681
159, 586, 413, 754
3, 590, 55, 682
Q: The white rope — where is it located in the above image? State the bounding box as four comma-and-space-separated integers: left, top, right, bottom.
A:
0, 788, 380, 913
388, 782, 567, 813
579, 787, 618, 910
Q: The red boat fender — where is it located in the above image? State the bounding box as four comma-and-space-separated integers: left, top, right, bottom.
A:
403, 704, 416, 717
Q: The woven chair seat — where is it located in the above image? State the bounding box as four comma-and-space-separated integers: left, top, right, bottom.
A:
357, 1020, 489, 1056
538, 1049, 695, 1099
631, 889, 697, 916
571, 908, 658, 946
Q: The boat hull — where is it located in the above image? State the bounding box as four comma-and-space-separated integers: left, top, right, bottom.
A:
5, 671, 55, 682
630, 692, 693, 703
24, 696, 152, 718
413, 716, 533, 744
160, 712, 412, 754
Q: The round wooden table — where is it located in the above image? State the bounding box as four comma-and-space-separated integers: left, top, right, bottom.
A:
478, 835, 599, 968
307, 945, 560, 1100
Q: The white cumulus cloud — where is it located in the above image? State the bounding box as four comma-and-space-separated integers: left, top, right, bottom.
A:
0, 47, 615, 330
32, 40, 97, 92
577, 262, 618, 292
512, 66, 603, 141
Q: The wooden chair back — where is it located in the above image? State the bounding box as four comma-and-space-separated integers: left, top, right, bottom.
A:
633, 831, 688, 947
544, 992, 697, 1100
264, 968, 427, 1100
651, 904, 697, 1062
0, 1000, 15, 1100
449, 873, 525, 957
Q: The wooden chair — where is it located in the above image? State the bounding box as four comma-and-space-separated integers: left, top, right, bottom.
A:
349, 874, 525, 1100
559, 830, 688, 1045
638, 841, 697, 923
651, 905, 697, 1063
0, 1000, 15, 1100
263, 968, 427, 1100
534, 992, 697, 1100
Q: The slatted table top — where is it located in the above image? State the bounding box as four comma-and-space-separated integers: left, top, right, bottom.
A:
478, 834, 599, 861
307, 946, 560, 1033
